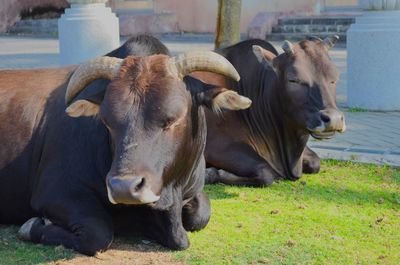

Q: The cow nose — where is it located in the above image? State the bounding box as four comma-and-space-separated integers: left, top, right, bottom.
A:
320, 108, 346, 132
131, 177, 145, 191
109, 176, 145, 193
107, 175, 160, 205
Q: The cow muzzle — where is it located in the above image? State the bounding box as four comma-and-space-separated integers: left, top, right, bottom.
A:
106, 175, 160, 205
308, 108, 346, 139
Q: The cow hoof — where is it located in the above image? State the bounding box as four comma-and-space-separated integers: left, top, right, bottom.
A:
302, 161, 320, 174
18, 217, 42, 241
182, 192, 211, 232
165, 230, 190, 250
205, 167, 219, 184
256, 176, 274, 186
167, 238, 189, 250
255, 167, 275, 186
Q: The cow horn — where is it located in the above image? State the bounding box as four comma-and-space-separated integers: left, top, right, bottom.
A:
170, 51, 240, 81
65, 57, 123, 105
323, 35, 339, 50
306, 35, 323, 42
282, 40, 295, 56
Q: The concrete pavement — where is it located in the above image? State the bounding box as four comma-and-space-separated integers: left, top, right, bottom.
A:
308, 111, 400, 167
0, 35, 399, 167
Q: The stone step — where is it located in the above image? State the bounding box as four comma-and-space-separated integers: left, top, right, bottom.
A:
6, 19, 58, 36
277, 16, 355, 26
272, 23, 351, 34
268, 15, 357, 41
266, 32, 347, 42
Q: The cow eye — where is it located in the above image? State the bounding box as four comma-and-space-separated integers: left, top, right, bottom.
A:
330, 81, 337, 85
161, 118, 175, 130
288, 79, 309, 87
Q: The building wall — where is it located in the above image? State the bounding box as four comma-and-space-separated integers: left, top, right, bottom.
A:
153, 0, 321, 33
0, 0, 360, 34
324, 0, 358, 6
152, 0, 358, 33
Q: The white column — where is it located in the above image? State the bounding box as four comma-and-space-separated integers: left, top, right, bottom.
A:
58, 0, 120, 66
314, 0, 322, 15
347, 1, 400, 110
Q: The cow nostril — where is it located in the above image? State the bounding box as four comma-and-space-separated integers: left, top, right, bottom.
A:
132, 177, 146, 192
321, 113, 331, 123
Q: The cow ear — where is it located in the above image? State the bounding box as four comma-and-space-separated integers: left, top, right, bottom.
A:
65, 81, 106, 117
208, 88, 252, 113
195, 86, 251, 113
252, 45, 277, 71
66, 99, 100, 117
184, 76, 251, 112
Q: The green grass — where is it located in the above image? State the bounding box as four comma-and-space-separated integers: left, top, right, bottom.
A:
346, 107, 369, 113
0, 226, 74, 264
1, 160, 399, 265
177, 160, 400, 265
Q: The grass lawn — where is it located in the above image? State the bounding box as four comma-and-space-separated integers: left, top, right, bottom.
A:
1, 160, 399, 265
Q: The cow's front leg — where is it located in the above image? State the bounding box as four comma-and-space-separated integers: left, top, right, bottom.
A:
156, 199, 189, 250
182, 191, 210, 232
206, 165, 275, 186
112, 192, 189, 250
205, 142, 276, 186
302, 146, 320, 174
18, 215, 113, 256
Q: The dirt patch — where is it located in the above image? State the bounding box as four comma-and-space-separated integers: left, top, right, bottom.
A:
47, 239, 185, 265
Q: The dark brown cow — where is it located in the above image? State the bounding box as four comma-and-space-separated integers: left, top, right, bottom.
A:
0, 52, 251, 255
193, 37, 345, 186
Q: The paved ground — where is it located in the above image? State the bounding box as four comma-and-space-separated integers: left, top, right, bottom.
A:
0, 35, 399, 167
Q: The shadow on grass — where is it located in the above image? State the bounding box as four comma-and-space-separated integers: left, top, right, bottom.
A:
203, 184, 239, 200
321, 159, 400, 184
268, 179, 400, 208
0, 225, 180, 265
204, 180, 400, 208
0, 188, 236, 264
308, 183, 399, 207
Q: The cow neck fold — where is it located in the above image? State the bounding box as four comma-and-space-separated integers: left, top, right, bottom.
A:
155, 104, 207, 211
181, 108, 207, 203
237, 64, 308, 180
178, 106, 207, 198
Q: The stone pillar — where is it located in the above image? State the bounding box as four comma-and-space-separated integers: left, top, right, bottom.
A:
215, 0, 242, 49
58, 0, 120, 66
347, 0, 400, 110
314, 0, 322, 15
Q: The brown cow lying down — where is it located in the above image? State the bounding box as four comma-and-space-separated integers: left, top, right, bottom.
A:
0, 51, 251, 255
193, 36, 346, 186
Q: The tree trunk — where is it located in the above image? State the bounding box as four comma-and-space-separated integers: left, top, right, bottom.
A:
215, 0, 242, 49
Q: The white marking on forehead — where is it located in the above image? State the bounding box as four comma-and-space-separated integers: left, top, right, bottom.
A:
126, 142, 139, 150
